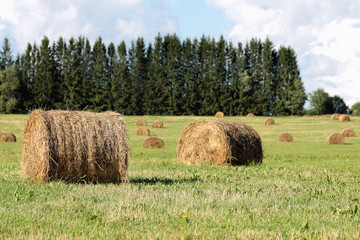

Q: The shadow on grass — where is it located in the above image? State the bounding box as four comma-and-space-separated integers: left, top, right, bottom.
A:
130, 176, 201, 185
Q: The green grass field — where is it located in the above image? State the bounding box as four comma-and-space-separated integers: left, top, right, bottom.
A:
1, 114, 360, 239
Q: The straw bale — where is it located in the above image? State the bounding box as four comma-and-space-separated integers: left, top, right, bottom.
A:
278, 133, 294, 142
177, 120, 262, 166
331, 114, 339, 120
152, 120, 164, 128
22, 109, 129, 183
264, 118, 275, 125
136, 118, 147, 126
137, 127, 150, 136
247, 113, 255, 117
338, 115, 350, 122
215, 112, 224, 119
341, 128, 356, 137
327, 133, 345, 144
143, 136, 164, 149
0, 132, 16, 142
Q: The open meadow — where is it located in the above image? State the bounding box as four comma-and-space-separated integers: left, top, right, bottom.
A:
1, 114, 360, 239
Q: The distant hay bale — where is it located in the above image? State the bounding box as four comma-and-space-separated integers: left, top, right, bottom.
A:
136, 118, 147, 126
341, 128, 356, 137
137, 127, 150, 136
22, 110, 130, 183
264, 118, 275, 125
215, 111, 224, 119
278, 133, 294, 142
247, 113, 255, 117
327, 133, 345, 144
152, 120, 164, 128
0, 132, 16, 142
177, 120, 262, 166
331, 114, 339, 120
143, 136, 164, 149
338, 115, 350, 122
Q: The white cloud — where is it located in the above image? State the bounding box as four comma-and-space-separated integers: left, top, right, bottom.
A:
0, 0, 177, 51
207, 0, 360, 106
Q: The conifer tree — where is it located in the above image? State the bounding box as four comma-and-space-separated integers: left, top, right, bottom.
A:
0, 66, 20, 113
90, 37, 110, 111
112, 41, 131, 114
145, 34, 168, 115
129, 37, 147, 115
32, 36, 59, 109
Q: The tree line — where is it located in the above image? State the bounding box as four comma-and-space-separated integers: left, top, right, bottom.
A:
0, 34, 307, 116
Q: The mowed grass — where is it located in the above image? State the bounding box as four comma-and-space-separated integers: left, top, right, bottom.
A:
1, 114, 360, 239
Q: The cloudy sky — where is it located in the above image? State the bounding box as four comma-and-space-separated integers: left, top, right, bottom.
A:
1, 0, 360, 107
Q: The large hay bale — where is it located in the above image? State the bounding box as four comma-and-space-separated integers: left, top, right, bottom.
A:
0, 132, 16, 142
338, 115, 350, 122
264, 118, 275, 125
136, 118, 147, 126
341, 128, 356, 137
278, 133, 294, 142
143, 136, 164, 149
215, 111, 224, 119
152, 120, 164, 128
331, 114, 339, 120
327, 133, 345, 144
177, 120, 262, 166
247, 113, 255, 117
137, 127, 150, 136
22, 110, 130, 183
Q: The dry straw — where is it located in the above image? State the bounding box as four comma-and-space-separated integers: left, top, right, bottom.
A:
22, 110, 130, 183
331, 114, 339, 120
137, 127, 150, 136
278, 133, 294, 142
152, 120, 164, 128
136, 118, 147, 126
177, 120, 262, 166
0, 132, 16, 142
338, 115, 350, 122
341, 128, 356, 137
247, 113, 255, 117
327, 133, 345, 144
215, 111, 224, 119
264, 118, 275, 125
143, 136, 164, 149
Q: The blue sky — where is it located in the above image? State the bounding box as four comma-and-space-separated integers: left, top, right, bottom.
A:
1, 0, 360, 107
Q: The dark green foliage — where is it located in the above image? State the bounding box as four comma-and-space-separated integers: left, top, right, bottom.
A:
0, 66, 20, 113
6, 34, 309, 115
308, 88, 348, 115
351, 102, 360, 116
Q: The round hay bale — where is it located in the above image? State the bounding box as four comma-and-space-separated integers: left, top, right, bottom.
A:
264, 118, 275, 125
331, 114, 339, 120
177, 120, 262, 166
215, 111, 224, 119
278, 133, 294, 142
327, 133, 345, 144
341, 128, 356, 137
338, 115, 350, 122
247, 113, 255, 117
143, 136, 164, 149
152, 120, 164, 128
137, 127, 150, 136
22, 110, 130, 183
0, 132, 16, 142
136, 118, 147, 126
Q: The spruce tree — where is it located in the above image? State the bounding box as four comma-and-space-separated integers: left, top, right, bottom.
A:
0, 38, 13, 70
0, 66, 20, 113
90, 37, 110, 111
129, 37, 147, 115
112, 41, 131, 114
145, 34, 168, 115
32, 36, 59, 109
